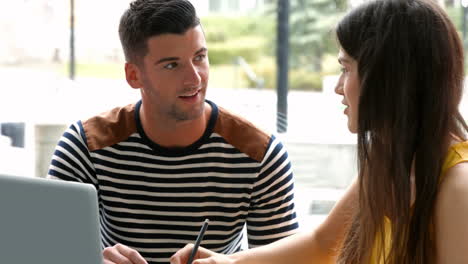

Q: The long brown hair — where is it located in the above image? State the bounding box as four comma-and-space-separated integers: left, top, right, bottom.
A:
336, 0, 468, 263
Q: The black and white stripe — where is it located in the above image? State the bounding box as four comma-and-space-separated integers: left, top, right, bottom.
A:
48, 121, 298, 263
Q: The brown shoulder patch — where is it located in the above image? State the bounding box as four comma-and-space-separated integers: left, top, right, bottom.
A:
214, 106, 271, 162
82, 103, 137, 151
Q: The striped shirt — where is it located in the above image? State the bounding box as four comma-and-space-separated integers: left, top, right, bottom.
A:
47, 100, 298, 264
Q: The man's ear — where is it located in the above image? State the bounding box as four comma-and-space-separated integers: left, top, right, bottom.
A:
125, 62, 143, 89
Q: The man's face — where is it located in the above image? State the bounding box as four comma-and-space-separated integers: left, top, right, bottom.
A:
134, 25, 209, 122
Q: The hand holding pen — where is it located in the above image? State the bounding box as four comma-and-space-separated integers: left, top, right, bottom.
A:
170, 225, 237, 264
186, 219, 209, 264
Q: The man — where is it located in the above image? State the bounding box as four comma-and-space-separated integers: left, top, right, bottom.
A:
47, 0, 298, 263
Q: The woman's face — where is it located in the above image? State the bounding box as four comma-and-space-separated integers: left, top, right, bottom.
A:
335, 48, 361, 134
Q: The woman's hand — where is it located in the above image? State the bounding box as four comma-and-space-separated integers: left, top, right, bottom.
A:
102, 243, 148, 264
170, 244, 236, 264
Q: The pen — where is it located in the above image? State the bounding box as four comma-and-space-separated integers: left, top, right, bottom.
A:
187, 219, 209, 264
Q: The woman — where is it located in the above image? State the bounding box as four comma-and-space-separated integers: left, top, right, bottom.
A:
170, 0, 468, 263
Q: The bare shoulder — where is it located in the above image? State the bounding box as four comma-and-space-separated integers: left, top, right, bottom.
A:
436, 161, 468, 214
434, 162, 468, 263
440, 162, 468, 194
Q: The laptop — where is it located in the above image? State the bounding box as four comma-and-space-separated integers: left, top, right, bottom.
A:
0, 174, 103, 264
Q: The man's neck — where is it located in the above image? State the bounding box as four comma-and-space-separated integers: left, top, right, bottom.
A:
140, 102, 212, 148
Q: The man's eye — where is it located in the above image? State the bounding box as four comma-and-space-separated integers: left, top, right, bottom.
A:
194, 54, 206, 61
164, 62, 177, 69
340, 67, 348, 74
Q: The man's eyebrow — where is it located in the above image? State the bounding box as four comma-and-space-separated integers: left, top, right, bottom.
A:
154, 48, 207, 65
195, 47, 207, 55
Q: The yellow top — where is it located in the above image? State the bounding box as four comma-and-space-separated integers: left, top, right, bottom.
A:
370, 141, 468, 263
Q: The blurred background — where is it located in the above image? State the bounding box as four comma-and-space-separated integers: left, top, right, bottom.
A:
1, 0, 468, 232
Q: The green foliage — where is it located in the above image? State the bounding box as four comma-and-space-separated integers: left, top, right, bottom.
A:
290, 69, 323, 91
288, 0, 347, 71
446, 6, 462, 35
445, 6, 468, 74
246, 58, 276, 89
209, 64, 249, 89
262, 0, 347, 71
202, 15, 274, 42
243, 58, 324, 91
201, 15, 274, 65
208, 37, 264, 65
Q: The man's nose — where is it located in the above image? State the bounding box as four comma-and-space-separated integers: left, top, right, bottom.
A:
183, 63, 202, 86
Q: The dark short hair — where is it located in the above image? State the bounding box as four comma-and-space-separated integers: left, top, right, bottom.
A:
118, 0, 200, 63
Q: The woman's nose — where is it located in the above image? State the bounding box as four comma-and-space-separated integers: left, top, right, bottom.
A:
334, 76, 344, 95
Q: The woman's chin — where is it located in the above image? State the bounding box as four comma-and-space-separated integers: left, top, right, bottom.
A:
347, 122, 358, 134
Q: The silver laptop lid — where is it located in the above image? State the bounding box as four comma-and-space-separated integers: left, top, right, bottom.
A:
0, 174, 102, 264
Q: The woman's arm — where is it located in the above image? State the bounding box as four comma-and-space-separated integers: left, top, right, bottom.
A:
435, 162, 468, 264
170, 180, 358, 264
